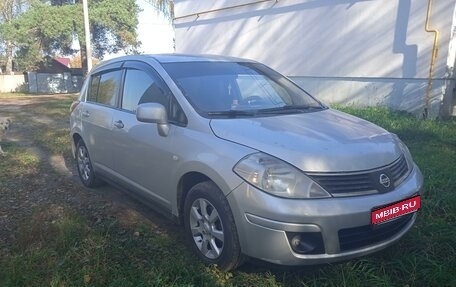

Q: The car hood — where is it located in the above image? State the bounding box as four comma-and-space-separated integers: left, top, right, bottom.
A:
209, 109, 402, 172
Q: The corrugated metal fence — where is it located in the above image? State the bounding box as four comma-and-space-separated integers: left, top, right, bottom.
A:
26, 72, 83, 94
0, 73, 83, 94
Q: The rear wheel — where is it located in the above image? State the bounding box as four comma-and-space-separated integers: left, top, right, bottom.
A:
76, 140, 103, 188
184, 181, 243, 271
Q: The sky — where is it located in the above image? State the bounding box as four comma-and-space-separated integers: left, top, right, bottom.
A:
104, 0, 175, 59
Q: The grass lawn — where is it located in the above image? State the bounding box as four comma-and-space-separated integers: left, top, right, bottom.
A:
0, 93, 455, 286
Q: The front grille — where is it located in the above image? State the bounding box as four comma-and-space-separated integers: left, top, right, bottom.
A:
307, 155, 409, 197
338, 213, 414, 251
390, 155, 409, 183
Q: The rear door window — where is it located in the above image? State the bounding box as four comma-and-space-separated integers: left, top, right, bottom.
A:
87, 70, 122, 107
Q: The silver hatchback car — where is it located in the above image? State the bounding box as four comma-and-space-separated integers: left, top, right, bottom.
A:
70, 54, 423, 270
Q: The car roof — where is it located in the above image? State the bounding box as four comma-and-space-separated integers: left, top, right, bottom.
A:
97, 53, 255, 67
151, 54, 256, 63
90, 54, 257, 75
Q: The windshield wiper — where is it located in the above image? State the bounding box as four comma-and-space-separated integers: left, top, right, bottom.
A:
207, 110, 257, 118
207, 105, 325, 118
257, 105, 324, 114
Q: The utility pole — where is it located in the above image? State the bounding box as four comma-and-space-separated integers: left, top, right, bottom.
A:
82, 0, 92, 73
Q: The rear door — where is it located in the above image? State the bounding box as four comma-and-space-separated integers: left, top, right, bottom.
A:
111, 61, 187, 209
81, 64, 123, 174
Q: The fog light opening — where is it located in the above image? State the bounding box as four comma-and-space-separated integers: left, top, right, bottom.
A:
286, 232, 325, 255
291, 235, 314, 253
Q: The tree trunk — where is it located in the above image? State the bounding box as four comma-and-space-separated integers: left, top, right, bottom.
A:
5, 41, 13, 74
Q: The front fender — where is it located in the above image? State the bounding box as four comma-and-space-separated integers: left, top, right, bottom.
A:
169, 134, 256, 216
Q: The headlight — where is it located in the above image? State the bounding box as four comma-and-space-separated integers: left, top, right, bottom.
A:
233, 153, 331, 199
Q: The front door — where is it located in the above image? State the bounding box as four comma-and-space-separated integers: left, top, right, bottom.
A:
111, 62, 185, 210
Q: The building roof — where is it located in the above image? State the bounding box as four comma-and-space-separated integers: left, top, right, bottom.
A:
34, 57, 71, 73
54, 57, 71, 67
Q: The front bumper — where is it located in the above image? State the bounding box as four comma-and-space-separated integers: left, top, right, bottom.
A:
226, 164, 424, 265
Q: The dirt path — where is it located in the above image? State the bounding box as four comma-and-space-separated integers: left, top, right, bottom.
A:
0, 95, 179, 254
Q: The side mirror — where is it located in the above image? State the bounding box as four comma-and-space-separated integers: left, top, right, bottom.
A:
136, 103, 169, 137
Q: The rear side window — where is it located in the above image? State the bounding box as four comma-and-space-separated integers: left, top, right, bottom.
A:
87, 70, 122, 107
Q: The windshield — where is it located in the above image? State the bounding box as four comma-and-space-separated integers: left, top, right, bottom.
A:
162, 61, 325, 118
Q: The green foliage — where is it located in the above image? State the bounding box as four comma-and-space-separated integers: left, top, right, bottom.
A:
146, 0, 174, 20
0, 0, 31, 72
88, 0, 141, 58
12, 42, 41, 70
1, 0, 140, 71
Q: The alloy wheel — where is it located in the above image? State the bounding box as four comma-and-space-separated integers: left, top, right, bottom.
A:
189, 198, 224, 259
77, 145, 91, 182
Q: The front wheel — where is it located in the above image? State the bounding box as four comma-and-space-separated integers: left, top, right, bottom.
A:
184, 181, 243, 271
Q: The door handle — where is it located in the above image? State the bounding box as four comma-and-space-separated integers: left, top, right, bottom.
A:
82, 111, 90, 117
114, 120, 124, 129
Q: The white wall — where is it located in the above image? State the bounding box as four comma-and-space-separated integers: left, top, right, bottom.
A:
0, 74, 25, 93
174, 0, 456, 117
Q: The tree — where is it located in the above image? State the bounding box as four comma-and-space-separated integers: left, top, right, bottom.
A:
3, 0, 140, 73
3, 2, 78, 70
147, 0, 174, 19
0, 0, 29, 73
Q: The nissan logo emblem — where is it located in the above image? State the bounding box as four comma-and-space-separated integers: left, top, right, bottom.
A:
379, 173, 391, 188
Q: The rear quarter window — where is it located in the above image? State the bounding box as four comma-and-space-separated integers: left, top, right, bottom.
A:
88, 75, 100, 102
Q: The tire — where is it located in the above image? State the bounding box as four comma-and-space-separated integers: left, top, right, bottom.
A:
75, 140, 103, 188
184, 181, 243, 271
